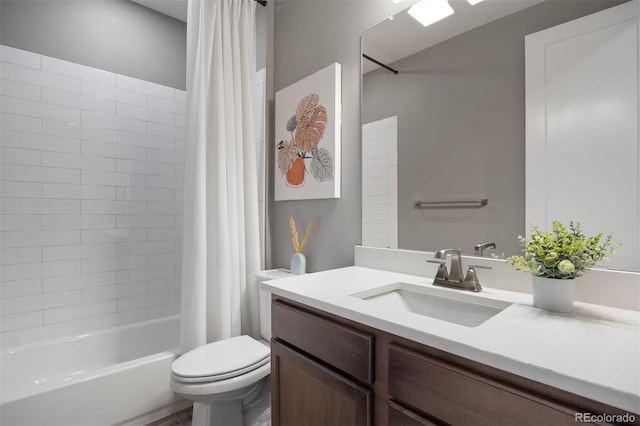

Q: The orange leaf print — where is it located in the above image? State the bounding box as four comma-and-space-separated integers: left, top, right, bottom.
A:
295, 94, 327, 152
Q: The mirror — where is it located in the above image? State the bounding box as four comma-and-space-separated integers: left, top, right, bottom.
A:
361, 0, 635, 268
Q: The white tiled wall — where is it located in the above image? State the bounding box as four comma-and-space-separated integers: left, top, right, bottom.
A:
0, 45, 186, 347
362, 116, 398, 249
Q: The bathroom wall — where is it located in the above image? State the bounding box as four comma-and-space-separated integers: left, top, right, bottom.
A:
0, 45, 186, 347
271, 1, 405, 271
0, 0, 186, 89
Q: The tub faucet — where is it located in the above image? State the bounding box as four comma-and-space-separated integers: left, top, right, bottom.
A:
474, 242, 496, 257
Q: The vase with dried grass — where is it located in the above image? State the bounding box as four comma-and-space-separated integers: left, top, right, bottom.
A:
289, 214, 316, 275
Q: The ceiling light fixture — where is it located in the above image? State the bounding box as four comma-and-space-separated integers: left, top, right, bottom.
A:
408, 0, 454, 27
391, 0, 403, 4
467, 0, 484, 5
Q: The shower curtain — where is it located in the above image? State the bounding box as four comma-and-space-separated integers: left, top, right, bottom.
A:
181, 0, 261, 352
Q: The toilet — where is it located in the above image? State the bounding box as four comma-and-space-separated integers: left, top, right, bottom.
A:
170, 269, 291, 426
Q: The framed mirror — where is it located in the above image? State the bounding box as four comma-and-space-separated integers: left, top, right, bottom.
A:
361, 0, 638, 271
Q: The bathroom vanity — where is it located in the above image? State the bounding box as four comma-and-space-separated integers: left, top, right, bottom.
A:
262, 266, 640, 425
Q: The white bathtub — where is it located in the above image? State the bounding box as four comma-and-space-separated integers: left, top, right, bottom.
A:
0, 315, 189, 426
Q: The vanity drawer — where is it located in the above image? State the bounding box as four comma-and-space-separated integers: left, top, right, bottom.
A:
271, 299, 374, 385
388, 344, 582, 426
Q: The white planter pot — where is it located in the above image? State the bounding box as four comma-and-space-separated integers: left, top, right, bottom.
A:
532, 276, 575, 313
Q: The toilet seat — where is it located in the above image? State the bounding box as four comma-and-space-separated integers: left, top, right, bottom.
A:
171, 335, 270, 384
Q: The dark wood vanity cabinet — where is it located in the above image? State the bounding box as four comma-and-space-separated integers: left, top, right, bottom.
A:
271, 297, 635, 426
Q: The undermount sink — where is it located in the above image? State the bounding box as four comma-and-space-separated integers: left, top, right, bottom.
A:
350, 282, 511, 327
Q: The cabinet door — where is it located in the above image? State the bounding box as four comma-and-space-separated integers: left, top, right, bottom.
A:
271, 339, 372, 426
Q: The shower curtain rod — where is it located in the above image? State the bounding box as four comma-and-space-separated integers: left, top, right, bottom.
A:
362, 54, 398, 74
255, 0, 267, 6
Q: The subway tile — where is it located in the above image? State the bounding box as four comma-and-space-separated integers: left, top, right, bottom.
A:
1, 215, 41, 231
42, 120, 115, 143
42, 214, 115, 230
0, 62, 80, 93
116, 241, 177, 255
43, 271, 116, 293
175, 214, 183, 228
81, 169, 146, 187
147, 96, 185, 114
175, 114, 185, 128
0, 278, 42, 299
174, 90, 186, 103
175, 189, 184, 202
81, 81, 146, 106
116, 187, 174, 202
175, 139, 185, 153
117, 290, 175, 312
148, 302, 180, 320
1, 130, 81, 154
1, 112, 41, 133
81, 199, 146, 214
147, 277, 180, 293
115, 159, 174, 176
42, 87, 115, 115
81, 281, 147, 303
147, 227, 182, 241
147, 253, 181, 267
0, 247, 42, 265
1, 181, 42, 198
1, 311, 42, 332
42, 243, 115, 261
81, 111, 146, 133
0, 198, 80, 215
116, 75, 174, 99
116, 214, 174, 229
0, 146, 41, 165
117, 265, 174, 284
147, 148, 183, 165
44, 300, 116, 325
147, 122, 184, 139
1, 164, 80, 184
0, 260, 81, 282
81, 308, 147, 332
41, 152, 115, 172
82, 141, 146, 161
147, 201, 183, 215
0, 79, 41, 101
175, 163, 184, 177
0, 45, 41, 69
81, 228, 146, 244
81, 254, 147, 273
42, 56, 115, 86
115, 131, 175, 150
0, 230, 80, 248
42, 183, 115, 200
116, 103, 174, 125
147, 175, 183, 190
0, 320, 81, 348
1, 96, 81, 123
1, 290, 80, 315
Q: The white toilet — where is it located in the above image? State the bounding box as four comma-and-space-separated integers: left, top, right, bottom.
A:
170, 269, 291, 426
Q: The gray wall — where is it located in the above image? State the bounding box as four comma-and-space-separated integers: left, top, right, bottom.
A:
271, 1, 406, 271
362, 0, 623, 257
0, 0, 186, 89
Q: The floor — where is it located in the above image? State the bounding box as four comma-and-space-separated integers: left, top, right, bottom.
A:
147, 407, 193, 426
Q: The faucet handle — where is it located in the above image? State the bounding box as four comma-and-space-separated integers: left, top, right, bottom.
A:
427, 259, 449, 281
474, 242, 496, 257
463, 264, 492, 290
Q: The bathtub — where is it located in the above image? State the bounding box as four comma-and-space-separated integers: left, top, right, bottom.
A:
0, 315, 189, 426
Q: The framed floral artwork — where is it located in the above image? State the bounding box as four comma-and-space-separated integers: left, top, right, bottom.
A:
275, 63, 341, 201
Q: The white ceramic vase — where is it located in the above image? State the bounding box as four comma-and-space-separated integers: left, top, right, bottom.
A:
531, 276, 575, 313
290, 252, 306, 275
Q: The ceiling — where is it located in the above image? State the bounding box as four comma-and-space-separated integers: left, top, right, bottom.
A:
130, 0, 188, 22
362, 0, 544, 74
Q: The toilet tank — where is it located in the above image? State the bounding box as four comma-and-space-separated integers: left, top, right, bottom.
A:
255, 269, 293, 340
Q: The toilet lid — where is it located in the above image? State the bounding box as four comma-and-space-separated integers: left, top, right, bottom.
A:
171, 335, 269, 381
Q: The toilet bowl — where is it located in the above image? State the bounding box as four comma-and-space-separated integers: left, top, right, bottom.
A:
170, 269, 292, 426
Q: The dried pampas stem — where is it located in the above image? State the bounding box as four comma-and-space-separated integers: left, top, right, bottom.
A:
289, 214, 316, 254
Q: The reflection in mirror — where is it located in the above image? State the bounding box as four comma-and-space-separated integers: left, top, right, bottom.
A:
361, 0, 636, 270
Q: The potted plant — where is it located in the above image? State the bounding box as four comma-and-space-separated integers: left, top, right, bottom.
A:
508, 221, 619, 312
289, 214, 317, 275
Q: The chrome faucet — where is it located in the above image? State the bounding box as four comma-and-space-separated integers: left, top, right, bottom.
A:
474, 242, 496, 257
427, 248, 489, 292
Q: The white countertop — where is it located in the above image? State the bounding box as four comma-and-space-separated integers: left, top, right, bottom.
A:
261, 266, 640, 414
